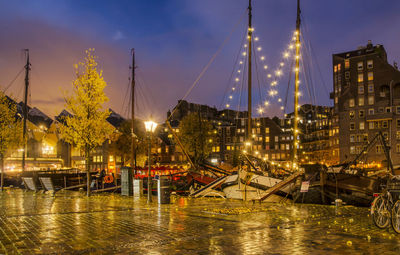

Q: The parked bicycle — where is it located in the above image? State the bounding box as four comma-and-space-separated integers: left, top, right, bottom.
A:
371, 175, 400, 233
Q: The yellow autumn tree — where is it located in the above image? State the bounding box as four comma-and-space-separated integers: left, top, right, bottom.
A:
59, 49, 113, 196
0, 92, 22, 190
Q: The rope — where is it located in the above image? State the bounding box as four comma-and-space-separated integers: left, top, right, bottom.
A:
167, 10, 247, 122
2, 67, 25, 93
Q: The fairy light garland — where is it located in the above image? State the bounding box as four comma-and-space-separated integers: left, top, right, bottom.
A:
223, 29, 302, 117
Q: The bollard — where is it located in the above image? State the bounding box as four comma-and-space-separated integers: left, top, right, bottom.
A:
121, 167, 133, 196
335, 198, 343, 207
133, 179, 143, 197
157, 176, 170, 204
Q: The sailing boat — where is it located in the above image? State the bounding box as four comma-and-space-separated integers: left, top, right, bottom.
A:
221, 0, 302, 201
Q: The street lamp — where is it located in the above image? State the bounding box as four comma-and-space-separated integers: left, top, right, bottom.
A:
144, 120, 158, 202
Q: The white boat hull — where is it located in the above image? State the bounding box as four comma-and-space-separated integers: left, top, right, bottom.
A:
222, 171, 293, 201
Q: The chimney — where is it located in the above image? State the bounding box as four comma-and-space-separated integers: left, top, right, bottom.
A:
367, 40, 373, 48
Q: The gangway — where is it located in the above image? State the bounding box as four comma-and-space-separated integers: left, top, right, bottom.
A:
258, 171, 303, 201
190, 176, 228, 198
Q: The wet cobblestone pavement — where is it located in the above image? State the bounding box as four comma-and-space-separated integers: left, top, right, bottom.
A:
0, 189, 400, 254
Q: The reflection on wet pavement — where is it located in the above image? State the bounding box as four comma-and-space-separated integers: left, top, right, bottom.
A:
0, 188, 399, 254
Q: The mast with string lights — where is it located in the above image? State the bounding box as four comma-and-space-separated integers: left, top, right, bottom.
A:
293, 0, 301, 170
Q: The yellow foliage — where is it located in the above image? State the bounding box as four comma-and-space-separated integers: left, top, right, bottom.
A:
59, 49, 112, 151
0, 92, 22, 158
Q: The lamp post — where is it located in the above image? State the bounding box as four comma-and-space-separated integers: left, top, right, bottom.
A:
144, 120, 158, 202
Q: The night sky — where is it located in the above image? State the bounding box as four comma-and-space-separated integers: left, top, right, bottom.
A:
0, 0, 399, 122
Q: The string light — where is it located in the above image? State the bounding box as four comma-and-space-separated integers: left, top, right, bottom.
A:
257, 47, 262, 51
263, 65, 268, 70
235, 78, 239, 82
260, 56, 265, 61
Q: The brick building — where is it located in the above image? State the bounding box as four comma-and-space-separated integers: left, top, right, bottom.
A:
332, 41, 400, 165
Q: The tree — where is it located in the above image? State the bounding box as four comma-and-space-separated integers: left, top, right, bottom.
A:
179, 113, 215, 166
0, 92, 22, 190
59, 49, 113, 196
109, 119, 148, 168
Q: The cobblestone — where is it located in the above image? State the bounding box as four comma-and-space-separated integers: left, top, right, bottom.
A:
0, 188, 399, 254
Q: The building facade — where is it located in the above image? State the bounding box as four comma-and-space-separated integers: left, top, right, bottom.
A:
332, 41, 400, 165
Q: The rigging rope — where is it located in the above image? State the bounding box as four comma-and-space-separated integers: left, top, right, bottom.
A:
167, 10, 247, 122
2, 67, 25, 93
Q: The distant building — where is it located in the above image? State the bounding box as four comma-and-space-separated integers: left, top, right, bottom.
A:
332, 41, 400, 165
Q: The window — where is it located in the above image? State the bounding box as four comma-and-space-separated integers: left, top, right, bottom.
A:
350, 135, 355, 143
349, 111, 355, 119
369, 122, 374, 130
350, 146, 356, 154
359, 110, 365, 118
265, 136, 269, 142
368, 108, 374, 115
358, 85, 364, 94
368, 95, 374, 105
368, 84, 374, 93
358, 97, 364, 106
376, 145, 383, 154
379, 107, 384, 113
397, 144, 400, 153
397, 119, 400, 128
367, 60, 373, 69
350, 122, 355, 130
345, 71, 350, 79
357, 61, 363, 71
358, 73, 364, 83
368, 72, 374, 81
274, 136, 278, 142
397, 106, 400, 114
345, 59, 350, 69
334, 65, 337, 72
349, 98, 355, 107
382, 121, 388, 128
396, 131, 400, 140
386, 107, 391, 113
383, 132, 388, 141
265, 127, 269, 133
360, 122, 365, 130
335, 97, 338, 104
338, 63, 341, 71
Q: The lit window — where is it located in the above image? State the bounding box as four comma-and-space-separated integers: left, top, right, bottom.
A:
349, 111, 355, 120
358, 97, 364, 106
358, 73, 364, 83
396, 131, 400, 140
358, 85, 364, 94
368, 95, 374, 105
265, 127, 269, 133
334, 65, 337, 72
360, 122, 365, 130
369, 122, 374, 130
368, 108, 374, 115
368, 72, 374, 81
357, 62, 363, 71
350, 135, 355, 143
345, 59, 350, 69
349, 98, 355, 107
368, 84, 374, 93
367, 60, 373, 69
350, 146, 355, 154
338, 63, 341, 71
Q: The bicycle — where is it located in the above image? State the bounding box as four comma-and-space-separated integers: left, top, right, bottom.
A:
371, 175, 400, 233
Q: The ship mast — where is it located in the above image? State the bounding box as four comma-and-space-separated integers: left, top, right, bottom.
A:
22, 49, 30, 172
293, 0, 301, 170
247, 0, 253, 147
130, 49, 136, 172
